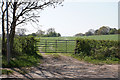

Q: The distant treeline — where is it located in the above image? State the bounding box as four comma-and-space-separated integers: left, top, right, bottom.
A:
75, 26, 120, 36
28, 28, 61, 37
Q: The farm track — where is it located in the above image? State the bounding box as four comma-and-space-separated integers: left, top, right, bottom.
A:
1, 53, 119, 79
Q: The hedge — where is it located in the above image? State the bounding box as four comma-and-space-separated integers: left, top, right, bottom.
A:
2, 36, 42, 68
12, 36, 39, 57
74, 38, 120, 60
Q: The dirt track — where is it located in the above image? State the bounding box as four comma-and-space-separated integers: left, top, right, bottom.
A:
1, 54, 119, 79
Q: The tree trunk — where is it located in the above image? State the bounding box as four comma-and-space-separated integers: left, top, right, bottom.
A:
2, 12, 6, 56
10, 23, 16, 55
10, 2, 17, 55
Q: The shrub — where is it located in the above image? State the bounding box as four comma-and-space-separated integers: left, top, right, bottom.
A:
2, 36, 42, 68
13, 36, 39, 57
75, 38, 119, 60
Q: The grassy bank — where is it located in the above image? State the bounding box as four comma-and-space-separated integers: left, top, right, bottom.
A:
2, 36, 43, 68
2, 52, 43, 68
2, 52, 43, 75
61, 53, 119, 65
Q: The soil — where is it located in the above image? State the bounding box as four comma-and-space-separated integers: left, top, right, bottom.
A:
0, 53, 119, 79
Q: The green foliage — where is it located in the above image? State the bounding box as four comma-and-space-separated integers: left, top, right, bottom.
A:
2, 53, 43, 68
118, 29, 120, 34
44, 32, 61, 37
29, 28, 61, 37
2, 36, 43, 68
97, 26, 109, 35
2, 69, 13, 75
85, 31, 94, 36
75, 27, 119, 36
13, 36, 39, 56
75, 33, 84, 36
109, 28, 117, 34
61, 53, 119, 64
75, 38, 120, 60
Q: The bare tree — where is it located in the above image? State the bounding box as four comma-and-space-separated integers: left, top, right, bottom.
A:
1, 2, 6, 55
1, 1, 11, 55
1, 0, 64, 59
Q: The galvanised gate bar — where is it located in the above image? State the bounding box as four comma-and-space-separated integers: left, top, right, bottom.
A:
37, 39, 76, 53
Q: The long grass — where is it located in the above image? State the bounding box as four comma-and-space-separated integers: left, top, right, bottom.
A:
60, 53, 119, 65
2, 52, 43, 68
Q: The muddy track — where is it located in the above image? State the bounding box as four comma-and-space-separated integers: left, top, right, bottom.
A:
1, 54, 119, 79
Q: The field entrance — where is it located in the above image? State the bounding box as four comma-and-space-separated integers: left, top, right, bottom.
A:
38, 39, 76, 53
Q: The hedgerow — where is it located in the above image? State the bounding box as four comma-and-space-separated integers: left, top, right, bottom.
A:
2, 36, 42, 68
74, 38, 120, 60
13, 36, 39, 56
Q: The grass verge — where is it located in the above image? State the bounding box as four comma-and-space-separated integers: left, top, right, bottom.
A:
61, 53, 119, 65
2, 52, 43, 68
2, 69, 14, 75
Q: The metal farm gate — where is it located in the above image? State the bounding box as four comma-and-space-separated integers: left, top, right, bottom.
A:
37, 39, 76, 53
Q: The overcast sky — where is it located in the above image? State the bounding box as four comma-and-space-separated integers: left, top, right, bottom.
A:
0, 0, 119, 36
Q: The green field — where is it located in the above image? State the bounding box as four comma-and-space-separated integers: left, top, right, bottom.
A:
37, 34, 119, 53
38, 34, 119, 41
37, 39, 76, 53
